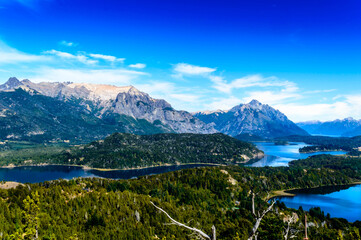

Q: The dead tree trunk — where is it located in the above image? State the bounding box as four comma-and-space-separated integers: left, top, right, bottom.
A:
151, 201, 216, 240
248, 193, 275, 240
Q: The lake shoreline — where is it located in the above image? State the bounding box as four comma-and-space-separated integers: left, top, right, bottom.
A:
268, 182, 361, 200
0, 152, 265, 171
0, 162, 226, 172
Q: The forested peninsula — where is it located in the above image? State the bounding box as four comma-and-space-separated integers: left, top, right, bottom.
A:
0, 133, 263, 169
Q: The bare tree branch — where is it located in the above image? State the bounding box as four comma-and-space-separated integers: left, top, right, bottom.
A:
248, 199, 275, 240
151, 201, 214, 240
289, 230, 300, 239
284, 214, 300, 240
252, 192, 256, 216
283, 215, 293, 240
211, 225, 216, 240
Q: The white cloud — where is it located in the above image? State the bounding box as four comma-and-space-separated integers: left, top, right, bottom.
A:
0, 41, 49, 64
273, 94, 361, 122
44, 50, 98, 65
89, 53, 125, 62
210, 74, 295, 94
169, 93, 200, 103
129, 63, 146, 69
205, 96, 242, 110
135, 81, 175, 96
59, 40, 77, 47
44, 50, 125, 65
135, 81, 203, 111
174, 63, 216, 75
31, 68, 146, 85
242, 88, 301, 106
304, 89, 337, 94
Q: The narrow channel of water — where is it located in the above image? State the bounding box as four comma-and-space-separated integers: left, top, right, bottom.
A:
250, 142, 346, 167
0, 164, 216, 183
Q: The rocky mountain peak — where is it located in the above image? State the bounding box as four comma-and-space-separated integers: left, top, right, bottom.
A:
249, 99, 262, 106
230, 100, 265, 113
21, 79, 31, 84
0, 77, 216, 134
343, 117, 355, 122
127, 85, 140, 93
0, 77, 22, 90
194, 99, 309, 138
7, 77, 20, 84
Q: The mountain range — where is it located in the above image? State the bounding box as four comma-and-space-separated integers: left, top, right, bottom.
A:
297, 118, 361, 137
0, 77, 216, 142
0, 87, 171, 143
194, 100, 309, 138
0, 77, 310, 142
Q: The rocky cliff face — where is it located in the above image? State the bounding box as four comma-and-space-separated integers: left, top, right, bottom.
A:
194, 100, 309, 138
0, 88, 173, 142
0, 77, 216, 134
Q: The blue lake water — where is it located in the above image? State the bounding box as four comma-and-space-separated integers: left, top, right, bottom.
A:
0, 142, 346, 182
250, 142, 347, 167
0, 141, 358, 221
0, 164, 216, 183
252, 142, 358, 222
274, 184, 361, 222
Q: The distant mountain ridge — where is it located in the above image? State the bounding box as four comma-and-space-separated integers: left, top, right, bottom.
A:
0, 77, 313, 141
0, 77, 216, 136
297, 118, 361, 137
194, 100, 309, 138
0, 88, 171, 142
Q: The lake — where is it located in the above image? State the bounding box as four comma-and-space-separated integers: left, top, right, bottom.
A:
274, 184, 361, 222
1, 142, 358, 221
0, 142, 347, 182
250, 142, 347, 167
0, 164, 216, 183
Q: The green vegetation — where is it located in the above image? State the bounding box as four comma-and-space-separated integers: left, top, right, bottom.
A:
1, 133, 262, 169
0, 143, 68, 166
0, 164, 361, 239
0, 89, 171, 144
276, 135, 361, 154
2, 132, 361, 239
290, 154, 361, 179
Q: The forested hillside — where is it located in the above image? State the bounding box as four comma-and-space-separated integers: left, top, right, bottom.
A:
1, 164, 361, 239
12, 133, 263, 169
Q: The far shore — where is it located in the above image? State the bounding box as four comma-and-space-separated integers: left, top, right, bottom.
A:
268, 182, 361, 201
0, 152, 264, 171
0, 162, 228, 172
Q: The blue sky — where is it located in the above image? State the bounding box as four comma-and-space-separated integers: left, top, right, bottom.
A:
0, 0, 361, 121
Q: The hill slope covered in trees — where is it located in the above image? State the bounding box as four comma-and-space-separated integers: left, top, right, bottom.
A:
1, 163, 361, 239
21, 133, 263, 169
